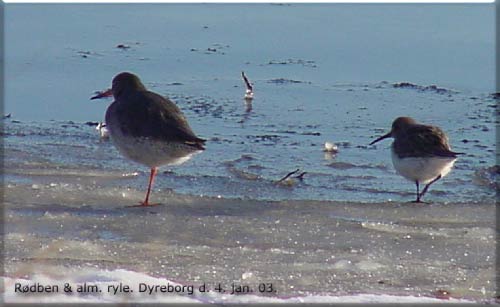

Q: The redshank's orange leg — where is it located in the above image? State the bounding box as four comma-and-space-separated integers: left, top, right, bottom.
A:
124, 167, 161, 208
141, 167, 158, 206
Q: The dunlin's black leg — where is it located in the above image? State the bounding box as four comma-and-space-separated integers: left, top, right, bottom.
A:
414, 181, 421, 203
419, 175, 442, 201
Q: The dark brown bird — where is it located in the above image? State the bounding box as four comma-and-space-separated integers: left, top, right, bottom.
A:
91, 72, 205, 206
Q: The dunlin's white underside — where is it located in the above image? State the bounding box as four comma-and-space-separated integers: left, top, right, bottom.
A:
391, 149, 456, 184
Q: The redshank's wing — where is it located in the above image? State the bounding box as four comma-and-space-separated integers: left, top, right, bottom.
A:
394, 125, 461, 158
111, 91, 205, 150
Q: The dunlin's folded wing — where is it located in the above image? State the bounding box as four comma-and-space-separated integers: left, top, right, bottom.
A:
394, 125, 461, 158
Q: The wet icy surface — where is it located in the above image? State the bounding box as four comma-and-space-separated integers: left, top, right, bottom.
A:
3, 181, 496, 303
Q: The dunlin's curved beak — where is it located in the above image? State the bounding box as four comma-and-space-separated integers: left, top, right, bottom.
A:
91, 88, 113, 100
369, 131, 392, 145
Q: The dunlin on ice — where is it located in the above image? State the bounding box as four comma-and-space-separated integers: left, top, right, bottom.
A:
370, 117, 462, 203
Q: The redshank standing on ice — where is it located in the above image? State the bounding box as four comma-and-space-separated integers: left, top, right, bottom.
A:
91, 72, 205, 206
370, 117, 462, 203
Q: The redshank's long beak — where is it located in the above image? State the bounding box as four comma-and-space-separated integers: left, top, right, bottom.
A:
370, 131, 392, 145
91, 88, 113, 100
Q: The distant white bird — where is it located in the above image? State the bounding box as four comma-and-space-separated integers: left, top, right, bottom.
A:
96, 122, 110, 139
242, 71, 254, 100
323, 141, 338, 153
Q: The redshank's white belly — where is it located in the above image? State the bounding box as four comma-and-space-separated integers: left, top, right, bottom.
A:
108, 125, 202, 168
391, 149, 456, 184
